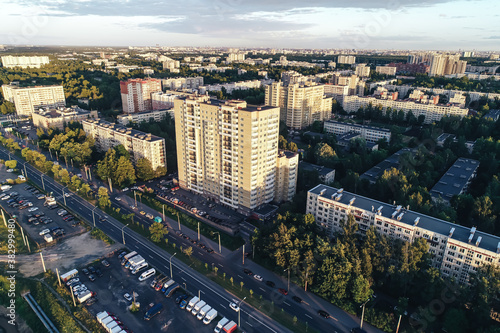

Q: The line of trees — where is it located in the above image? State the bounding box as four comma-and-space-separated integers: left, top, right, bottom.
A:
252, 212, 500, 332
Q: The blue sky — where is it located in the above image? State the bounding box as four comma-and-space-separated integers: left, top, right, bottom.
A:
0, 0, 498, 50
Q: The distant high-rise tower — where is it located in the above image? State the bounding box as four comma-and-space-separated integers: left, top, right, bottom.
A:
120, 78, 162, 113
429, 54, 467, 77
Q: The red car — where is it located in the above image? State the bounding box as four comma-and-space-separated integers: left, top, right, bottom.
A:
278, 288, 288, 295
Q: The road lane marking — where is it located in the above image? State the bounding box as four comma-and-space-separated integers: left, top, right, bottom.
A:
284, 302, 290, 306
238, 275, 243, 279
305, 314, 313, 319
259, 287, 266, 292
246, 321, 253, 327
218, 264, 223, 267
219, 304, 227, 309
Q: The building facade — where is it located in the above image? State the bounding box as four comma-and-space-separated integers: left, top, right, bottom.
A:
342, 95, 468, 124
323, 120, 391, 143
337, 55, 356, 64
1, 84, 66, 116
32, 107, 98, 130
299, 161, 335, 184
429, 54, 467, 77
307, 184, 500, 285
1, 55, 50, 68
174, 95, 280, 214
120, 78, 162, 113
274, 150, 299, 203
375, 66, 397, 76
265, 82, 332, 129
161, 77, 204, 90
355, 64, 370, 77
82, 119, 166, 171
117, 109, 173, 125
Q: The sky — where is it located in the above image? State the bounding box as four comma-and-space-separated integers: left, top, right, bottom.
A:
0, 0, 499, 50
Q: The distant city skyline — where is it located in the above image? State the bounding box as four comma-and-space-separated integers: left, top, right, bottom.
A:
1, 0, 499, 51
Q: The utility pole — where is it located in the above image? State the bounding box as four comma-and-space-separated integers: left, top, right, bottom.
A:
197, 222, 200, 241
56, 268, 61, 286
1, 209, 6, 227
41, 174, 45, 190
238, 297, 247, 328
108, 178, 113, 193
19, 226, 26, 245
70, 285, 76, 306
169, 253, 177, 278
25, 234, 30, 252
177, 213, 181, 231
162, 205, 165, 222
242, 244, 245, 265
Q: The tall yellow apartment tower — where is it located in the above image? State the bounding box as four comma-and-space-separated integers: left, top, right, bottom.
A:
174, 95, 280, 215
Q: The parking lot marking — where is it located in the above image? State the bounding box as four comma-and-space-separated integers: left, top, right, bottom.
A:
305, 314, 313, 319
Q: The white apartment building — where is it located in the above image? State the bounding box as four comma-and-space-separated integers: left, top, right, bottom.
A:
162, 58, 180, 71
275, 150, 299, 203
82, 119, 166, 171
429, 54, 467, 77
323, 120, 391, 143
226, 53, 246, 63
151, 92, 181, 110
1, 55, 50, 68
307, 184, 500, 285
342, 95, 468, 124
174, 95, 280, 215
355, 64, 370, 77
117, 109, 173, 126
32, 107, 97, 130
161, 77, 204, 90
265, 82, 333, 129
375, 66, 397, 76
337, 55, 356, 64
198, 80, 271, 94
1, 84, 66, 116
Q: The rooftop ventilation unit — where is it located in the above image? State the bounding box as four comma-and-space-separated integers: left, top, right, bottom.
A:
476, 236, 482, 247
392, 211, 398, 219
335, 194, 342, 201
449, 227, 455, 237
320, 189, 326, 196
349, 197, 356, 206
337, 188, 344, 194
397, 213, 404, 221
414, 217, 420, 226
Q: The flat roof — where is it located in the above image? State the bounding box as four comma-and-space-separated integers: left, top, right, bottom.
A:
309, 184, 500, 253
299, 161, 335, 177
484, 109, 500, 120
430, 158, 479, 202
436, 133, 456, 143
360, 148, 413, 183
325, 120, 391, 133
83, 119, 164, 142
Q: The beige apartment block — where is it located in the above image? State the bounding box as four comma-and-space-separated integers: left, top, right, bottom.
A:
1, 84, 66, 116
274, 150, 299, 203
82, 119, 166, 171
32, 107, 98, 130
1, 55, 49, 68
174, 95, 280, 214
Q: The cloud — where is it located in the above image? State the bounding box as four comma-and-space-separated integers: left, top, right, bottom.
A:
485, 36, 500, 39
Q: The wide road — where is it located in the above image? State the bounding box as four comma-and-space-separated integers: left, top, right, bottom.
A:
0, 147, 292, 333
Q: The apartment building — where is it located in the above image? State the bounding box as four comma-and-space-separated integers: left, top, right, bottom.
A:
226, 53, 245, 63
355, 64, 371, 77
430, 158, 479, 204
265, 82, 332, 129
307, 184, 500, 285
120, 78, 162, 113
342, 95, 468, 124
1, 84, 66, 116
32, 107, 97, 130
429, 54, 467, 77
117, 109, 173, 125
161, 77, 204, 90
375, 66, 397, 76
299, 162, 335, 184
1, 55, 50, 68
174, 95, 280, 215
323, 120, 391, 143
162, 58, 180, 71
275, 150, 299, 203
337, 55, 356, 64
82, 119, 166, 171
151, 92, 181, 110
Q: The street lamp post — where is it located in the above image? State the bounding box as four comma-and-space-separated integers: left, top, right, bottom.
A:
121, 223, 130, 244
360, 297, 372, 329
169, 253, 177, 278
92, 206, 98, 227
23, 162, 28, 180
134, 191, 137, 206
62, 188, 66, 206
213, 232, 221, 253
40, 174, 45, 190
284, 268, 290, 292
238, 296, 247, 328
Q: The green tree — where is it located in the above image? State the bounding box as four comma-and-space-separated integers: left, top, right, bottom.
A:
149, 223, 167, 243
352, 275, 372, 304
97, 187, 111, 209
136, 157, 155, 181
114, 156, 136, 187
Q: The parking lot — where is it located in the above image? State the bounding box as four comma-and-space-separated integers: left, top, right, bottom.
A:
0, 182, 86, 245
80, 252, 217, 333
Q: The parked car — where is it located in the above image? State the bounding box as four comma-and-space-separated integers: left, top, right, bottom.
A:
39, 229, 50, 236
278, 288, 288, 295
101, 260, 110, 267
292, 296, 302, 303
229, 302, 240, 312
318, 310, 330, 318
266, 281, 275, 288
253, 275, 263, 282
243, 269, 253, 276
28, 207, 38, 212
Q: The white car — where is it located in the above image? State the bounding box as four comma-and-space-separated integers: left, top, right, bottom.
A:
28, 207, 38, 212
64, 193, 70, 197
253, 275, 263, 282
123, 293, 132, 302
115, 197, 121, 201
39, 229, 50, 236
122, 187, 129, 192
229, 302, 240, 312
6, 169, 13, 173
1, 195, 10, 200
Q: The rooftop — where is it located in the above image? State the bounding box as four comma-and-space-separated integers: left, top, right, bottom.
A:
278, 150, 298, 159
360, 148, 414, 183
299, 161, 335, 177
309, 184, 500, 254
83, 119, 164, 142
34, 106, 93, 118
430, 158, 479, 202
484, 109, 500, 121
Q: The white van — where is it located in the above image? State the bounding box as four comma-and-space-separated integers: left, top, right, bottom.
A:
197, 304, 212, 320
131, 262, 149, 275
203, 308, 217, 325
214, 317, 229, 333
138, 268, 156, 281
186, 296, 199, 312
191, 300, 206, 315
